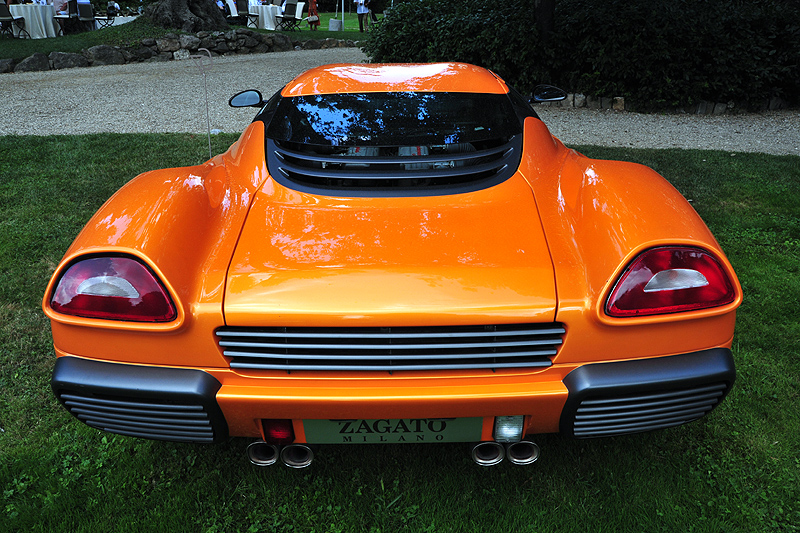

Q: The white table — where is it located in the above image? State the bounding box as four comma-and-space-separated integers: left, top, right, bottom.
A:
9, 4, 58, 39
252, 4, 279, 30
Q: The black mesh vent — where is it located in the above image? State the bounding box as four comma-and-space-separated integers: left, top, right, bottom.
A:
57, 390, 218, 443
265, 135, 523, 197
571, 383, 729, 438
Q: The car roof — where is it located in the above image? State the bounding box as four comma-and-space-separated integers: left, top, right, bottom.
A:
281, 63, 510, 97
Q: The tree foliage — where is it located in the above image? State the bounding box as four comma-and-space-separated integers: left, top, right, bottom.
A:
363, 0, 800, 109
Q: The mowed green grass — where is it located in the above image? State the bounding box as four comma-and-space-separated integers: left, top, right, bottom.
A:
0, 134, 798, 532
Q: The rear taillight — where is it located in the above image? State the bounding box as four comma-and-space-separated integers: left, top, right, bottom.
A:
50, 256, 176, 322
605, 247, 736, 318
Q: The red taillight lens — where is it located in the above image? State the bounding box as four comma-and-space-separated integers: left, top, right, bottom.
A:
606, 247, 736, 318
262, 419, 295, 445
50, 256, 176, 322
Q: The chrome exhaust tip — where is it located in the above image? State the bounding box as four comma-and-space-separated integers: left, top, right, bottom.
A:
246, 441, 279, 467
280, 444, 314, 469
505, 441, 540, 466
471, 441, 505, 466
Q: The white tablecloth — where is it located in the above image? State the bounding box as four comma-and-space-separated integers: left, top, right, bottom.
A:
9, 4, 58, 39
252, 4, 279, 30
107, 15, 137, 26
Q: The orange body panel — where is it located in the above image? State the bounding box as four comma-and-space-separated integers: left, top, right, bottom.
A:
282, 63, 509, 97
43, 64, 742, 445
224, 165, 557, 326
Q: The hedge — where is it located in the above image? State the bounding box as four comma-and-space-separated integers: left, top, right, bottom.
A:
362, 0, 800, 110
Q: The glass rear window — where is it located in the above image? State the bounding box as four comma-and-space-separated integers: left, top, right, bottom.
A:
265, 92, 522, 147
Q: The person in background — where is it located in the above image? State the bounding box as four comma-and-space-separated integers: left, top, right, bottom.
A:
356, 0, 368, 32
307, 0, 319, 30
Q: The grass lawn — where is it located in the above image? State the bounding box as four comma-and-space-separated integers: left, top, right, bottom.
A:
0, 12, 371, 62
0, 133, 798, 532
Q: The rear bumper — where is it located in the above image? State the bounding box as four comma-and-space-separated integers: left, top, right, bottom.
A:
51, 357, 228, 443
51, 348, 734, 443
560, 348, 735, 438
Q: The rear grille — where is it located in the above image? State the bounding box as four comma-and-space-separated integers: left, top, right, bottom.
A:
57, 390, 217, 443
571, 382, 728, 438
266, 136, 522, 196
216, 323, 565, 372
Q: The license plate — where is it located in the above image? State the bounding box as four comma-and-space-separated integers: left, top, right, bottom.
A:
303, 417, 483, 444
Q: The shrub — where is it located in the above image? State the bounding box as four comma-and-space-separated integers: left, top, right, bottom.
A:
363, 0, 800, 109
361, 0, 549, 91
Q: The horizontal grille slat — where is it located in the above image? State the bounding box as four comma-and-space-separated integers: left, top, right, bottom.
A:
217, 327, 566, 340
69, 407, 211, 427
266, 136, 523, 195
60, 393, 204, 412
222, 348, 557, 362
217, 323, 564, 372
578, 384, 726, 408
63, 398, 208, 419
57, 389, 218, 443
278, 157, 508, 182
78, 414, 213, 433
574, 398, 720, 421
218, 338, 560, 352
229, 361, 553, 372
275, 143, 512, 167
572, 382, 728, 438
87, 425, 215, 443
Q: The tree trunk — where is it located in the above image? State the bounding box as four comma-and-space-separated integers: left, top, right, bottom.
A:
145, 0, 229, 33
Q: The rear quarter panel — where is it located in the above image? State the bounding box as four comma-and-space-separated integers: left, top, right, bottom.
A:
518, 117, 741, 364
43, 123, 269, 368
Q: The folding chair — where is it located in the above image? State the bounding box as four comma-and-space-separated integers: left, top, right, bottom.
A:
276, 2, 301, 31
244, 0, 259, 28
0, 4, 31, 39
95, 4, 115, 29
54, 0, 78, 36
76, 3, 96, 31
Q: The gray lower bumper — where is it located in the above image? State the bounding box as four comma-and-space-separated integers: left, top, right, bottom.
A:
560, 348, 736, 438
51, 356, 228, 443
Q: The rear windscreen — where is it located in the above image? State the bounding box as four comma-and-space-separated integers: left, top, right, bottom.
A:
265, 92, 523, 147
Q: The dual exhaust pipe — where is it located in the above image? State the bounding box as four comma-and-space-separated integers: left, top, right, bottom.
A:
471, 441, 540, 466
247, 440, 539, 468
247, 441, 314, 468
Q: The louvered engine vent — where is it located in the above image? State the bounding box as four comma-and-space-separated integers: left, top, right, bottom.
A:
216, 323, 565, 372
56, 390, 218, 443
266, 136, 523, 196
570, 382, 729, 438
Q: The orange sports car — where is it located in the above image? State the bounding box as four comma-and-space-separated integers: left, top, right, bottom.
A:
43, 63, 742, 468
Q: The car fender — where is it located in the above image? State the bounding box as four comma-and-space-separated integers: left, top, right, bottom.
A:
42, 123, 269, 367
519, 117, 742, 363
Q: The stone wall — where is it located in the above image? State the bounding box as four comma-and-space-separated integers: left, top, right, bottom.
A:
0, 29, 359, 74
537, 92, 789, 114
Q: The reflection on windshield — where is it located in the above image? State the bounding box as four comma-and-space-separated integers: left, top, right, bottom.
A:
267, 92, 521, 147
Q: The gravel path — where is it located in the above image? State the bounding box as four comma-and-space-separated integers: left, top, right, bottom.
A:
2, 48, 798, 156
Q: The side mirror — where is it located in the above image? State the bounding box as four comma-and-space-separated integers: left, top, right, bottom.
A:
531, 85, 568, 103
229, 90, 264, 108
